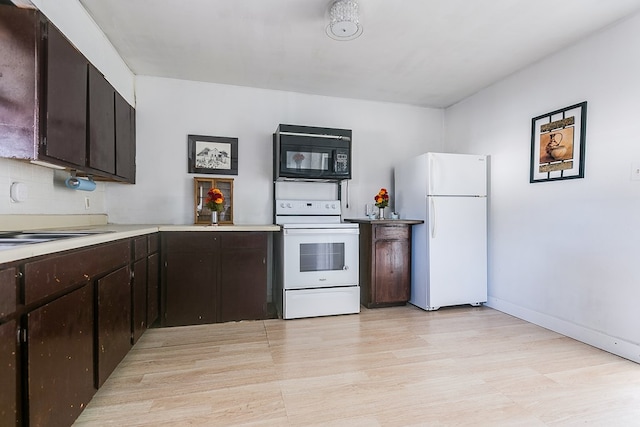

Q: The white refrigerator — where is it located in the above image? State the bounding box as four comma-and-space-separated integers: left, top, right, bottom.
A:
395, 152, 488, 311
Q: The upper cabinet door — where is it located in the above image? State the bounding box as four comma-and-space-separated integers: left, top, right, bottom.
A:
115, 91, 135, 182
43, 23, 87, 166
88, 65, 116, 174
0, 6, 38, 159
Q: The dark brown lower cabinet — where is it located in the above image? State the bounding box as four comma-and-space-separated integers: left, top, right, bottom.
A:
0, 233, 160, 426
96, 266, 132, 388
162, 232, 269, 326
147, 252, 160, 326
163, 233, 219, 327
0, 320, 18, 426
26, 284, 95, 427
219, 233, 267, 322
132, 233, 160, 338
132, 258, 147, 342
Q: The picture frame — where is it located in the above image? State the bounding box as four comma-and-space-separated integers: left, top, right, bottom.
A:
530, 102, 587, 183
188, 134, 238, 175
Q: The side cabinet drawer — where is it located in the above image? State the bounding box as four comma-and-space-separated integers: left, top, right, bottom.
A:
374, 225, 409, 240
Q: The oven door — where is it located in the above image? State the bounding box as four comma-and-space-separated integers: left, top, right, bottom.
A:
282, 227, 359, 289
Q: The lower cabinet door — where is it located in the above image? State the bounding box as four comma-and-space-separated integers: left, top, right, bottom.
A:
0, 320, 18, 426
164, 252, 217, 327
219, 247, 267, 322
374, 239, 411, 304
132, 259, 147, 344
27, 285, 95, 427
147, 253, 160, 326
96, 266, 132, 388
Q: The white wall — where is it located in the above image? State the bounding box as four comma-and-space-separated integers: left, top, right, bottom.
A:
105, 76, 443, 224
445, 13, 640, 362
0, 158, 106, 216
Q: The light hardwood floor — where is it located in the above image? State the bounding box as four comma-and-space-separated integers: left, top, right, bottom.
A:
73, 305, 640, 426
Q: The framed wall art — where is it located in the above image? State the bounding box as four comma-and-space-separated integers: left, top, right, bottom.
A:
530, 102, 587, 183
187, 134, 238, 175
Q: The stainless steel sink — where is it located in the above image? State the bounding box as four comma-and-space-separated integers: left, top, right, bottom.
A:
1, 232, 100, 239
0, 230, 113, 248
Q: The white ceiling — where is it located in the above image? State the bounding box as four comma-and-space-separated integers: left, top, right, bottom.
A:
77, 0, 640, 108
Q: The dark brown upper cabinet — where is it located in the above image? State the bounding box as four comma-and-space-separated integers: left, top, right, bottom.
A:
0, 6, 41, 159
0, 4, 136, 183
44, 23, 88, 166
88, 65, 116, 174
115, 90, 136, 182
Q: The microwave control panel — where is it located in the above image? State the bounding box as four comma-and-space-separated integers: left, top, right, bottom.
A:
335, 150, 349, 174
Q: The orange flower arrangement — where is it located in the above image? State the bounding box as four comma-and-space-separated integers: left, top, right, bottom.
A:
205, 188, 225, 212
374, 188, 389, 208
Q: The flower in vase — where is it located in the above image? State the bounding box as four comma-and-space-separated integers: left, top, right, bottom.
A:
205, 188, 225, 212
374, 188, 389, 208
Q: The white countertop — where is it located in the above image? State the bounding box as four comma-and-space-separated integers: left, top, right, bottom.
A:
0, 224, 281, 264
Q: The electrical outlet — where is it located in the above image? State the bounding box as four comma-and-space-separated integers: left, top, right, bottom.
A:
84, 197, 90, 210
632, 163, 640, 181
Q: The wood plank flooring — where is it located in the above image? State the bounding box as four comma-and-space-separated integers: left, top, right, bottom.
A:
73, 305, 640, 426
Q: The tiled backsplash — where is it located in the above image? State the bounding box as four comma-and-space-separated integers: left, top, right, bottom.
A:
0, 158, 106, 216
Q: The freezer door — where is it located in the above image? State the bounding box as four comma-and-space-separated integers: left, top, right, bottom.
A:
427, 153, 487, 196
427, 196, 487, 308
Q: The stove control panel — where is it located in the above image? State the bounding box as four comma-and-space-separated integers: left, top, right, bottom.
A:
275, 199, 341, 216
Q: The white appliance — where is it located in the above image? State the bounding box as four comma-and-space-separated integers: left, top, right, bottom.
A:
395, 152, 488, 311
274, 200, 360, 319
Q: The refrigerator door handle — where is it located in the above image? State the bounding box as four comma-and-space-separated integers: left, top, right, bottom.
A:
430, 198, 436, 238
429, 156, 434, 195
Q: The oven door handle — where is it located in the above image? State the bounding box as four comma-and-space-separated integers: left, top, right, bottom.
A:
283, 228, 359, 236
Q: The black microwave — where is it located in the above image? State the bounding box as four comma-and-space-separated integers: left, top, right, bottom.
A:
274, 124, 352, 181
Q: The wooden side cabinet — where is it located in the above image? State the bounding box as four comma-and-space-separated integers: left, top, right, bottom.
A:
346, 219, 423, 308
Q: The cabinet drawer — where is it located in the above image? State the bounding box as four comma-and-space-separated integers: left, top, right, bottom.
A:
133, 235, 148, 260
162, 232, 218, 252
0, 268, 17, 319
148, 233, 159, 253
24, 240, 131, 305
374, 225, 409, 240
221, 232, 267, 249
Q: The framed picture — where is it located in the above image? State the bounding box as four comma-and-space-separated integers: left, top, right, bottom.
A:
530, 102, 587, 183
188, 134, 238, 175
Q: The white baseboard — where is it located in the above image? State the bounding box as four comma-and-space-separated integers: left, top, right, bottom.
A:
486, 297, 640, 364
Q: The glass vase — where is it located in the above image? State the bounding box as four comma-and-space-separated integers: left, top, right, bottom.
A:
378, 207, 385, 220
211, 210, 218, 225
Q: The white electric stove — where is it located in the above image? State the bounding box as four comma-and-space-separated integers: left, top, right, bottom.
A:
274, 200, 360, 319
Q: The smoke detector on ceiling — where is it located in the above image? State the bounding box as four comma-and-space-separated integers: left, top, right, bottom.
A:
326, 0, 363, 41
